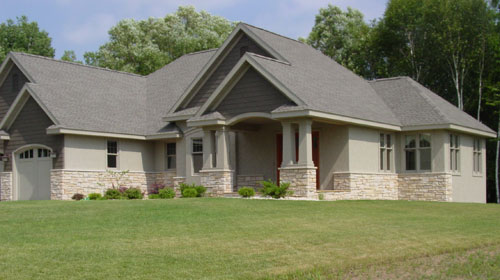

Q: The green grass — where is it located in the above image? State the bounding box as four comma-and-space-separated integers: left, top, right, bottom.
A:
0, 199, 499, 279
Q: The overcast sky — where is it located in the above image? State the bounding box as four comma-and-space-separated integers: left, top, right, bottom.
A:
0, 0, 388, 60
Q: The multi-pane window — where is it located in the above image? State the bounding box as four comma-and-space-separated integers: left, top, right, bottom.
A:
450, 134, 460, 172
107, 141, 118, 168
19, 149, 34, 159
473, 138, 482, 173
380, 133, 392, 171
166, 143, 176, 170
192, 138, 203, 174
38, 148, 51, 158
405, 134, 432, 171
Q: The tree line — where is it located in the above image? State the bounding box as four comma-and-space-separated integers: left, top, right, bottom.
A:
1, 2, 499, 202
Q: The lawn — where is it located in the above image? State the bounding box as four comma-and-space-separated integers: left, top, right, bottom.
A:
0, 199, 499, 279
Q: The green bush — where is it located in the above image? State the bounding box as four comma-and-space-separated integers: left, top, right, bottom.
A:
88, 193, 102, 200
104, 188, 122, 200
71, 193, 85, 201
238, 187, 255, 198
318, 193, 325, 201
159, 188, 175, 199
149, 194, 160, 199
124, 188, 143, 199
182, 187, 198, 198
259, 180, 292, 199
195, 185, 206, 197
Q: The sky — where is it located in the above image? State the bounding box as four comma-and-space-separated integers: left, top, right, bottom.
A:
0, 0, 388, 60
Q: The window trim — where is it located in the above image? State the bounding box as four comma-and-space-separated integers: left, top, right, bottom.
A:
449, 134, 460, 174
191, 138, 203, 174
106, 140, 119, 169
473, 138, 482, 175
166, 142, 176, 170
379, 133, 393, 172
403, 133, 432, 172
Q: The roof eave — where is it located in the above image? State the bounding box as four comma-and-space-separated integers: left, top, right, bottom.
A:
402, 124, 496, 138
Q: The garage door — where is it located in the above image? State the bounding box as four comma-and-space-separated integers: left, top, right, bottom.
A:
16, 148, 52, 200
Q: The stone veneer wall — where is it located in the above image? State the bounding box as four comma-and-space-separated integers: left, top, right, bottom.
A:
200, 170, 234, 196
398, 173, 452, 202
279, 167, 316, 198
236, 174, 264, 190
50, 169, 177, 200
0, 172, 12, 201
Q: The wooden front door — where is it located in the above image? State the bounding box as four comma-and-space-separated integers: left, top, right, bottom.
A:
276, 132, 320, 189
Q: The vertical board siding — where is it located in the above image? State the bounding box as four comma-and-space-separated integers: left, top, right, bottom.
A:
3, 97, 64, 171
186, 34, 271, 108
215, 68, 294, 117
0, 64, 29, 121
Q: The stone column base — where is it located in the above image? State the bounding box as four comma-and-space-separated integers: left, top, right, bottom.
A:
279, 166, 316, 198
200, 169, 234, 196
0, 172, 13, 201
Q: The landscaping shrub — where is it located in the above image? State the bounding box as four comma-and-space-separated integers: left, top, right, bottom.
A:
118, 186, 128, 194
238, 187, 255, 198
259, 180, 292, 199
71, 193, 85, 201
104, 188, 122, 200
180, 183, 206, 197
124, 188, 143, 199
158, 188, 175, 199
195, 185, 206, 197
182, 187, 198, 198
318, 193, 325, 201
149, 183, 166, 195
88, 193, 102, 200
149, 194, 160, 199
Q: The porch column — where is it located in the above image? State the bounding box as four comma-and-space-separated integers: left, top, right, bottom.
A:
215, 126, 230, 170
281, 121, 295, 167
202, 128, 214, 170
297, 119, 314, 167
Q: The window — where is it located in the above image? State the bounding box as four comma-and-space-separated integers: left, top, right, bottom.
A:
192, 138, 203, 174
404, 133, 432, 171
19, 149, 34, 159
38, 148, 51, 158
166, 143, 176, 170
380, 133, 392, 171
12, 73, 19, 92
450, 134, 460, 172
473, 138, 482, 173
240, 46, 249, 57
107, 141, 118, 168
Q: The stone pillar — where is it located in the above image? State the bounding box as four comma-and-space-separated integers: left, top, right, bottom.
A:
0, 172, 13, 201
297, 119, 314, 167
281, 121, 295, 167
202, 129, 214, 170
279, 166, 316, 198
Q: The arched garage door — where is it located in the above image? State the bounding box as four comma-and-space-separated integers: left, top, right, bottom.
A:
15, 147, 52, 200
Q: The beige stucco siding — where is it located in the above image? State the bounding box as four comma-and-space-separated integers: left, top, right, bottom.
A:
64, 135, 155, 172
448, 134, 486, 203
183, 128, 203, 185
347, 126, 381, 173
318, 124, 349, 188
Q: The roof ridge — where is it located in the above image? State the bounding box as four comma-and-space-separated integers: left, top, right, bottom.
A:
183, 48, 218, 56
241, 23, 307, 45
404, 77, 451, 123
11, 52, 145, 78
246, 52, 290, 65
368, 76, 408, 83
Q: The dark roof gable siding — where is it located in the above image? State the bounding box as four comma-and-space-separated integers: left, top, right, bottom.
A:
214, 67, 294, 117
186, 33, 272, 108
0, 64, 29, 122
3, 96, 63, 171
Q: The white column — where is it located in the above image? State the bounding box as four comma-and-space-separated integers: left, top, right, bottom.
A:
297, 119, 314, 167
216, 127, 230, 169
202, 129, 213, 169
281, 121, 295, 167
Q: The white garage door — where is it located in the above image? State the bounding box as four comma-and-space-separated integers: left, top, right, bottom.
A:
16, 148, 52, 200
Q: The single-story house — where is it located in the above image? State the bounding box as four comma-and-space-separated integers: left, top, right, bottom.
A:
0, 23, 495, 202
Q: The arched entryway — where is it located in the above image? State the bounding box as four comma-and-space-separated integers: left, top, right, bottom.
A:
14, 145, 53, 200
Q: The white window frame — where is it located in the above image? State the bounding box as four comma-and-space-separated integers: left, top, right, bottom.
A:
379, 133, 393, 172
107, 140, 119, 169
473, 138, 482, 175
403, 133, 432, 172
191, 138, 203, 174
449, 134, 460, 174
166, 142, 176, 170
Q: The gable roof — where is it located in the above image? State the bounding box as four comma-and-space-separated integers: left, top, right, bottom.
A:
370, 77, 494, 135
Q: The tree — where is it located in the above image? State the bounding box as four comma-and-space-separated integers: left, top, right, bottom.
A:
0, 16, 55, 62
84, 6, 235, 75
303, 5, 373, 77
61, 50, 82, 63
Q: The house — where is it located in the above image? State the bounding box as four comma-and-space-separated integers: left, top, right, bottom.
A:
0, 23, 495, 202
